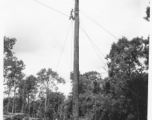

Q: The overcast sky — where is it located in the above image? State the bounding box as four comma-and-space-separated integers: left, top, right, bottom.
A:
3, 0, 150, 96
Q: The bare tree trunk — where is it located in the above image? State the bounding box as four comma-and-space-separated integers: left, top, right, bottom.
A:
21, 89, 24, 113
44, 94, 47, 120
21, 97, 24, 113
14, 102, 16, 113
44, 87, 48, 120
28, 93, 30, 116
21, 103, 24, 113
136, 93, 140, 120
7, 87, 11, 113
12, 87, 16, 113
57, 98, 59, 120
45, 93, 47, 112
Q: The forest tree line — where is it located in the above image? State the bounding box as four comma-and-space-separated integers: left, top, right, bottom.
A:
3, 36, 149, 120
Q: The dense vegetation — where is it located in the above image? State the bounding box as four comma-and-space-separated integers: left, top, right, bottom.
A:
3, 37, 65, 120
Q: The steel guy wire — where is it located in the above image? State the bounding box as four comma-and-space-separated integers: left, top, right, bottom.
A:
80, 10, 118, 40
34, 0, 69, 17
80, 19, 108, 62
56, 20, 73, 72
80, 26, 108, 72
80, 19, 108, 72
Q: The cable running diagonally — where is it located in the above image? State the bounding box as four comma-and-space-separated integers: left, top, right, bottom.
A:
80, 10, 118, 40
80, 20, 107, 62
56, 20, 73, 72
80, 18, 108, 71
80, 11, 147, 102
57, 0, 73, 5
125, 86, 147, 102
34, 0, 69, 17
80, 26, 108, 72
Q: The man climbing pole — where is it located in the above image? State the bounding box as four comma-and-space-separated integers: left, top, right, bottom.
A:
69, 9, 75, 20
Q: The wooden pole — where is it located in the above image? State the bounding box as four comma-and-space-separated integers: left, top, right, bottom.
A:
73, 0, 79, 120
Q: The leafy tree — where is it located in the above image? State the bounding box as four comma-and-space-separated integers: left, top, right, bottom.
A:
18, 79, 27, 113
102, 37, 149, 120
45, 91, 65, 120
4, 37, 16, 102
4, 37, 16, 57
23, 75, 38, 114
4, 37, 17, 83
69, 71, 104, 120
37, 68, 65, 119
65, 37, 149, 120
62, 94, 73, 120
9, 59, 25, 113
4, 37, 26, 113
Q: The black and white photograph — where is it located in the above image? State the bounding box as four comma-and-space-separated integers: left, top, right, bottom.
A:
2, 0, 150, 120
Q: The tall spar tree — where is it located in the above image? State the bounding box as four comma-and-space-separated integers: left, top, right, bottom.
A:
37, 68, 65, 119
